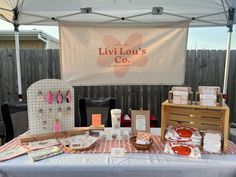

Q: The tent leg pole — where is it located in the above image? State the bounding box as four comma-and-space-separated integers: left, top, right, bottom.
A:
223, 30, 232, 103
14, 28, 23, 102
223, 8, 234, 103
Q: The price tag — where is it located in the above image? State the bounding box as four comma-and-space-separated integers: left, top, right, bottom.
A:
111, 148, 125, 158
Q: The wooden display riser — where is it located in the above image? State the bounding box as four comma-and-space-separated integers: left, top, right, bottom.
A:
20, 127, 104, 143
161, 100, 230, 152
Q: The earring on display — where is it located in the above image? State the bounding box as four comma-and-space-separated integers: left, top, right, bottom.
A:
37, 91, 44, 102
48, 108, 53, 120
57, 90, 63, 104
47, 91, 53, 104
42, 120, 47, 130
53, 108, 63, 133
57, 108, 63, 120
53, 119, 61, 133
66, 106, 71, 116
66, 90, 72, 103
38, 109, 43, 119
39, 109, 47, 130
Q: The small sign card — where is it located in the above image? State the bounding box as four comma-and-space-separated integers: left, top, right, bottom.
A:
99, 129, 122, 140
136, 115, 146, 131
131, 110, 150, 135
92, 114, 102, 127
111, 148, 125, 158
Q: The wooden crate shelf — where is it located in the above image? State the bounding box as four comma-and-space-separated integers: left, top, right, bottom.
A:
161, 100, 230, 152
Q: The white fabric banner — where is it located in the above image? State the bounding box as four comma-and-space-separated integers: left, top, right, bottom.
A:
59, 22, 189, 85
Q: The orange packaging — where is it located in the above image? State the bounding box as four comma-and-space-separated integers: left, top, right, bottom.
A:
92, 114, 102, 127
164, 142, 201, 159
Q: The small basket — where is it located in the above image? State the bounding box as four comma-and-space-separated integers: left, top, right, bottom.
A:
130, 136, 154, 150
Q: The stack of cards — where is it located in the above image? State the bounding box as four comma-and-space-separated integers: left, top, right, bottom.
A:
172, 87, 191, 104
203, 130, 222, 154
198, 86, 220, 106
28, 146, 63, 162
0, 146, 28, 162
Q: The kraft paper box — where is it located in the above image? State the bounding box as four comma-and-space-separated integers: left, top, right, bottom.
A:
172, 87, 191, 104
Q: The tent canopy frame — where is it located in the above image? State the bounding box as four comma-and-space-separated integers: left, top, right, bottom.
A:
0, 0, 234, 101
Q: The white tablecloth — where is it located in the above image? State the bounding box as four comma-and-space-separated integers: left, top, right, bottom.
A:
1, 128, 236, 177
1, 153, 236, 177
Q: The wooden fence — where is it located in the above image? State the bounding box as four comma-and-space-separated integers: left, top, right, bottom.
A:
0, 49, 236, 126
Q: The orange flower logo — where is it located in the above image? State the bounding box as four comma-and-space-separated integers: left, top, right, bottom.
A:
97, 33, 148, 77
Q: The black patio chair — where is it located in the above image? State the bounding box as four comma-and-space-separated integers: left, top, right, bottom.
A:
1, 102, 28, 143
77, 98, 116, 127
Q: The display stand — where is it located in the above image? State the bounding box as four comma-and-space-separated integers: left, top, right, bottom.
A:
161, 100, 230, 152
195, 92, 223, 106
20, 127, 105, 143
20, 128, 86, 143
168, 91, 193, 104
26, 79, 75, 135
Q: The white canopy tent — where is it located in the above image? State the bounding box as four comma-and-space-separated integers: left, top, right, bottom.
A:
0, 0, 235, 101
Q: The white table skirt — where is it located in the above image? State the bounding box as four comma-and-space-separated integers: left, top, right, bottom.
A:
1, 153, 236, 177
0, 128, 236, 177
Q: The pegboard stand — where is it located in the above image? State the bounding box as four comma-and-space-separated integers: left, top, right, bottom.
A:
26, 79, 75, 135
